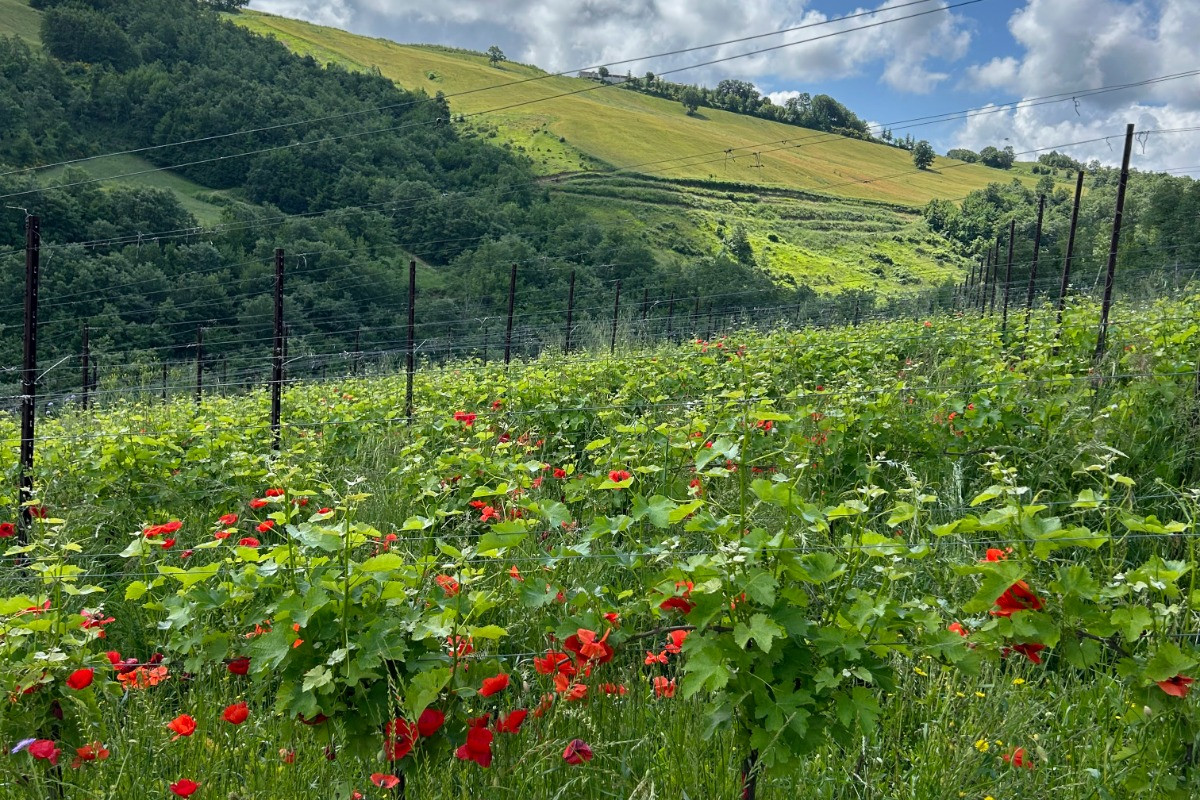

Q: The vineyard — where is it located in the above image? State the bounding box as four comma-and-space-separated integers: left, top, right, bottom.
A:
3, 292, 1200, 799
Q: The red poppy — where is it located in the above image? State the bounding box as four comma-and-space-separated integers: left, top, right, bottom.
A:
66, 668, 94, 690
1007, 642, 1046, 664
564, 628, 613, 663
29, 739, 61, 765
983, 547, 1012, 562
608, 470, 631, 483
0, 522, 14, 537
249, 498, 269, 509
480, 505, 500, 523
508, 565, 523, 581
564, 682, 588, 702
603, 612, 619, 626
105, 651, 121, 665
227, 657, 250, 675
991, 581, 1044, 617
170, 779, 200, 797
297, 712, 329, 726
279, 749, 295, 764
562, 738, 594, 765
30, 505, 48, 519
256, 520, 274, 533
167, 714, 197, 739
222, 702, 249, 725
534, 651, 575, 676
659, 596, 695, 614
435, 574, 460, 597
318, 507, 332, 515
384, 719, 418, 760
480, 673, 510, 697
447, 635, 474, 658
467, 712, 492, 729
71, 742, 109, 767
645, 650, 668, 665
553, 468, 567, 480
455, 726, 493, 768
371, 773, 401, 789
600, 683, 628, 695
265, 488, 285, 498
218, 513, 238, 526
653, 676, 677, 698
495, 709, 528, 734
664, 630, 688, 654
161, 538, 177, 550
417, 708, 445, 737
213, 530, 231, 540
1158, 674, 1194, 698
453, 411, 477, 426
237, 537, 260, 547
1002, 747, 1034, 769
947, 622, 969, 637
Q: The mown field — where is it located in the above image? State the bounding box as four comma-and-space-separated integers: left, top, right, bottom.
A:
3, 293, 1200, 799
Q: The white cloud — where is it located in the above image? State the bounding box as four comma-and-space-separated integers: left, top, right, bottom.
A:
953, 0, 1200, 173
249, 0, 974, 93
251, 0, 354, 27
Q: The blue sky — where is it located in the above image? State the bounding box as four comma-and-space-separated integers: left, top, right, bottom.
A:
248, 0, 1200, 173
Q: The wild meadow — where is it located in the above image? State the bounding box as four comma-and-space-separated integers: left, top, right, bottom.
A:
3, 296, 1200, 799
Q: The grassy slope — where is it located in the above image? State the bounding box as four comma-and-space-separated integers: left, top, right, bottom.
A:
42, 154, 231, 226
232, 11, 1041, 207
0, 0, 39, 46
231, 11, 1026, 293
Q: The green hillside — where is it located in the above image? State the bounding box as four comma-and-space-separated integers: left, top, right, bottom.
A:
233, 10, 1041, 207
234, 10, 1020, 292
0, 0, 39, 46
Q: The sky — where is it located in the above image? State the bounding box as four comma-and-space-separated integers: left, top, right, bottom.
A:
247, 0, 1200, 174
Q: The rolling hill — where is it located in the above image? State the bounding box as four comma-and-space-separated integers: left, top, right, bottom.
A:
232, 10, 1071, 292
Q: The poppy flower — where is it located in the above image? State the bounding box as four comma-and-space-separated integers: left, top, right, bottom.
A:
659, 596, 695, 614
170, 779, 200, 797
455, 726, 493, 768
983, 548, 1011, 562
30, 505, 47, 519
0, 522, 14, 537
265, 488, 285, 498
1007, 642, 1046, 664
564, 682, 588, 702
604, 612, 620, 626
435, 574, 460, 597
508, 565, 523, 581
948, 622, 969, 637
71, 742, 109, 767
384, 719, 418, 760
297, 712, 329, 726
105, 651, 121, 665
217, 513, 238, 526
653, 676, 677, 698
249, 498, 269, 509
480, 505, 500, 523
447, 635, 474, 658
279, 749, 295, 764
167, 714, 197, 739
600, 683, 628, 695
66, 668, 94, 690
453, 411, 477, 426
664, 630, 688, 654
1002, 747, 1034, 769
417, 708, 445, 737
480, 673, 510, 697
553, 468, 567, 480
991, 581, 1044, 617
495, 709, 528, 734
28, 739, 61, 765
213, 530, 231, 540
371, 773, 401, 789
161, 538, 176, 550
227, 657, 250, 675
255, 520, 274, 533
237, 537, 260, 547
222, 702, 249, 725
318, 507, 332, 515
1158, 674, 1194, 698
562, 738, 593, 765
608, 470, 631, 483
565, 628, 613, 663
534, 651, 575, 676
645, 650, 668, 665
